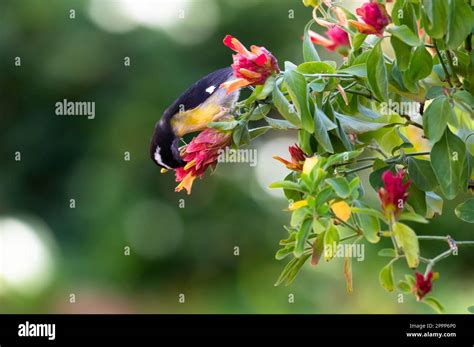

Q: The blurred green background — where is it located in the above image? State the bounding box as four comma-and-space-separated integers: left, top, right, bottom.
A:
0, 0, 472, 314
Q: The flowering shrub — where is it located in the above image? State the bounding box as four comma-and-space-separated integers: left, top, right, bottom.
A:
168, 0, 474, 312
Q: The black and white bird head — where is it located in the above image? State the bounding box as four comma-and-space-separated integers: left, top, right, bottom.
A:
150, 67, 239, 170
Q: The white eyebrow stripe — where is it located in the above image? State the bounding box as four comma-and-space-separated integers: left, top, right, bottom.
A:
154, 145, 172, 169
205, 85, 216, 94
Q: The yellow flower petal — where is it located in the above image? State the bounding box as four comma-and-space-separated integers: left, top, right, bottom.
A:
331, 200, 351, 222
184, 159, 197, 170
288, 199, 308, 211
302, 156, 319, 175
160, 168, 168, 174
175, 172, 197, 195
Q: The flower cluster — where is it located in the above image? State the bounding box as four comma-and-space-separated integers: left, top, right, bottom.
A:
174, 128, 231, 195
220, 35, 280, 94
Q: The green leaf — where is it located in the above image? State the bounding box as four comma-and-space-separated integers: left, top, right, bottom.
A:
338, 64, 367, 78
393, 222, 420, 269
426, 191, 444, 218
430, 129, 468, 200
403, 46, 433, 90
367, 41, 388, 101
351, 207, 385, 221
455, 198, 474, 223
446, 0, 474, 49
335, 117, 353, 151
208, 120, 239, 131
249, 126, 270, 140
351, 33, 367, 51
468, 306, 474, 314
309, 79, 326, 92
313, 108, 334, 153
388, 25, 421, 46
422, 0, 448, 39
407, 183, 427, 217
405, 274, 416, 287
232, 124, 250, 146
269, 180, 305, 192
398, 280, 412, 293
284, 70, 314, 133
297, 61, 336, 75
295, 218, 312, 258
324, 149, 364, 168
249, 104, 271, 121
353, 202, 381, 243
290, 207, 308, 228
358, 102, 381, 119
257, 75, 276, 100
275, 245, 294, 260
274, 257, 298, 286
285, 253, 311, 285
422, 97, 454, 143
349, 176, 361, 197
272, 82, 302, 127
303, 20, 320, 62
422, 296, 445, 314
379, 262, 395, 292
274, 253, 311, 286
391, 36, 412, 72
392, 126, 414, 154
298, 129, 313, 155
407, 157, 438, 191
393, 0, 417, 32
369, 163, 395, 191
283, 173, 303, 202
335, 112, 387, 134
378, 248, 397, 257
399, 211, 429, 224
326, 177, 350, 198
264, 116, 299, 130
314, 186, 335, 206
312, 217, 326, 235
323, 222, 339, 261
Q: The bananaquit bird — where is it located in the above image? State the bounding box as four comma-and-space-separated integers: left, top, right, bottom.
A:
150, 67, 239, 169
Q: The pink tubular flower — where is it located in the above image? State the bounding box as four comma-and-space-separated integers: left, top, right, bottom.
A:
220, 35, 280, 94
174, 128, 231, 195
309, 27, 350, 54
413, 272, 433, 300
378, 170, 411, 219
273, 144, 308, 172
349, 2, 391, 36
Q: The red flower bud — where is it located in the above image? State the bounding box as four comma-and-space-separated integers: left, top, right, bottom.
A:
349, 2, 391, 36
413, 272, 433, 300
378, 170, 411, 219
274, 144, 308, 171
220, 35, 279, 94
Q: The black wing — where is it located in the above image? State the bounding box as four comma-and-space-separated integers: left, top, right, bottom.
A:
161, 66, 233, 122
